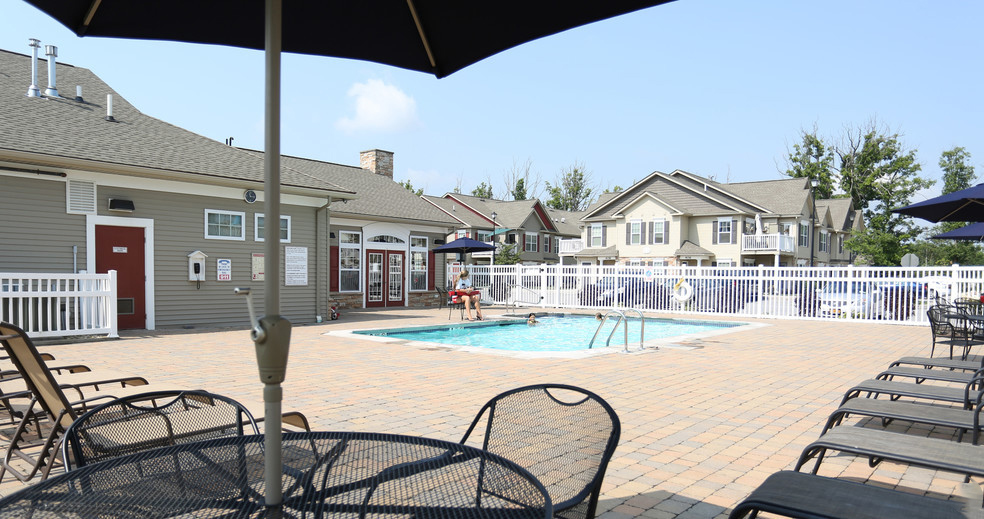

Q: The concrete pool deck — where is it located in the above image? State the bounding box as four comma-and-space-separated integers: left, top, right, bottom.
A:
1, 306, 976, 517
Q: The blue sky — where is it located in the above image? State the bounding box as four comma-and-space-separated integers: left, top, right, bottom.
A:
2, 0, 982, 204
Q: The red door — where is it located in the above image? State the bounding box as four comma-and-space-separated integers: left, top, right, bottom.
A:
95, 225, 146, 329
365, 250, 405, 308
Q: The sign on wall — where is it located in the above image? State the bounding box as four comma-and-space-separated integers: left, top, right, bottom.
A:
217, 258, 232, 281
252, 253, 265, 281
285, 246, 308, 286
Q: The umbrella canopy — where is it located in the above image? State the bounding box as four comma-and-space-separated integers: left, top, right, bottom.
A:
433, 237, 496, 254
931, 222, 984, 241
893, 183, 984, 223
26, 1, 675, 79
25, 0, 677, 508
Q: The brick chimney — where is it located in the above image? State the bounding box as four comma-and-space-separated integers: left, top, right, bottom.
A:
360, 149, 394, 179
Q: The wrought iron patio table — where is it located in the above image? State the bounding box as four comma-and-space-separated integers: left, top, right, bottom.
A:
0, 431, 552, 518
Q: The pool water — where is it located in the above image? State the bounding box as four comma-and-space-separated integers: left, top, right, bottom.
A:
354, 315, 744, 352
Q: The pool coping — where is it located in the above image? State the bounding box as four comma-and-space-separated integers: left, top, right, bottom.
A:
323, 312, 769, 359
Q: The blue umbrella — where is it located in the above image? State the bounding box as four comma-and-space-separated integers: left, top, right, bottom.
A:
894, 183, 984, 223
433, 237, 495, 262
931, 222, 984, 241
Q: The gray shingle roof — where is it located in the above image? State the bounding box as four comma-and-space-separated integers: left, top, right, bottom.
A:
723, 177, 812, 216
674, 240, 714, 256
815, 198, 857, 232
439, 194, 558, 232
545, 208, 585, 237
422, 195, 490, 227
0, 49, 351, 196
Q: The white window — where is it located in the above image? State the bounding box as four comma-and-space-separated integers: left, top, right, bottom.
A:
717, 218, 732, 244
339, 231, 361, 292
652, 220, 666, 244
543, 235, 551, 253
591, 223, 603, 247
554, 237, 560, 253
839, 235, 844, 254
819, 231, 830, 253
254, 214, 291, 243
455, 229, 467, 239
205, 209, 245, 240
410, 236, 428, 291
629, 259, 642, 266
630, 220, 642, 245
477, 230, 492, 242
798, 220, 810, 247
653, 259, 666, 267
716, 258, 734, 267
525, 232, 538, 252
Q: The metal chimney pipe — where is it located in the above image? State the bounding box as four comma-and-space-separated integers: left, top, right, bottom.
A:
26, 39, 40, 98
44, 44, 59, 97
75, 85, 83, 103
105, 94, 115, 122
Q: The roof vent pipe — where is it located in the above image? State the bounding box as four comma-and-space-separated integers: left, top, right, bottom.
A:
105, 94, 115, 122
44, 45, 59, 97
75, 85, 83, 103
26, 38, 41, 98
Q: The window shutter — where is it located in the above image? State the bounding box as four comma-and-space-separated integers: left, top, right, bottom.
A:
731, 218, 738, 244
329, 245, 339, 292
625, 225, 631, 245
427, 251, 435, 290
665, 220, 670, 245
712, 222, 718, 244
601, 225, 607, 247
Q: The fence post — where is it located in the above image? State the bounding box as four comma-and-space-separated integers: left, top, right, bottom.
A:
108, 270, 119, 338
951, 264, 961, 301
756, 264, 765, 318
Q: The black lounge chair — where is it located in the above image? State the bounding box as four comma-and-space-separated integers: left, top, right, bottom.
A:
460, 384, 620, 519
876, 365, 983, 385
730, 471, 971, 519
840, 376, 984, 408
822, 396, 984, 440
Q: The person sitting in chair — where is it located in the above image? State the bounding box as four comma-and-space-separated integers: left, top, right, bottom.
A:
454, 270, 483, 321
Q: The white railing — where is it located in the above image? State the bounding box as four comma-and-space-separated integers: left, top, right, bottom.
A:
558, 239, 584, 255
742, 233, 796, 253
448, 263, 982, 326
0, 272, 118, 338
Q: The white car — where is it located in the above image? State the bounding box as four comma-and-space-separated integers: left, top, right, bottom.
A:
817, 281, 884, 318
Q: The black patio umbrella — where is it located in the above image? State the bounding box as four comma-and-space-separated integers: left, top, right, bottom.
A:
931, 222, 984, 241
25, 0, 676, 506
894, 183, 984, 223
433, 237, 496, 262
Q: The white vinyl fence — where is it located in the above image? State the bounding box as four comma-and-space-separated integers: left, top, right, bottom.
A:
448, 264, 984, 326
0, 272, 118, 338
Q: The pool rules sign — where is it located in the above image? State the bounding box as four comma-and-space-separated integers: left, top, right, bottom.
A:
285, 246, 308, 286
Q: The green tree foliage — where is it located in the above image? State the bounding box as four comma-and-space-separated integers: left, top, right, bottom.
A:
512, 178, 527, 200
471, 181, 494, 198
783, 127, 836, 199
838, 123, 933, 265
909, 147, 982, 266
399, 179, 423, 196
545, 162, 593, 211
939, 147, 976, 196
494, 243, 522, 264
603, 185, 623, 194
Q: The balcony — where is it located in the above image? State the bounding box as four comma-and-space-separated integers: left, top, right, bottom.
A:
742, 233, 796, 253
558, 239, 584, 255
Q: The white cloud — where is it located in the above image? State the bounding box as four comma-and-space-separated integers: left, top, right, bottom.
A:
335, 79, 418, 133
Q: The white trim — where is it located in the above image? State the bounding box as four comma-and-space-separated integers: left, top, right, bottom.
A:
629, 219, 642, 245
338, 230, 362, 293
86, 215, 156, 330
204, 209, 246, 241
409, 235, 428, 292
254, 213, 292, 243
524, 232, 539, 252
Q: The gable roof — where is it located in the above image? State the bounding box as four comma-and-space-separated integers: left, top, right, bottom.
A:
247, 153, 457, 225
722, 177, 812, 216
545, 208, 585, 237
584, 170, 761, 220
815, 198, 859, 232
0, 49, 353, 198
439, 194, 557, 232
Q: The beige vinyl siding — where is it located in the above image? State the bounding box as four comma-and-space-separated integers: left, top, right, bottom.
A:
0, 175, 87, 273
96, 186, 320, 329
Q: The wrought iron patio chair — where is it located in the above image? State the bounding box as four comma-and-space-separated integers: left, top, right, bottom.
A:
61, 389, 258, 471
443, 285, 466, 319
460, 384, 621, 519
928, 305, 979, 359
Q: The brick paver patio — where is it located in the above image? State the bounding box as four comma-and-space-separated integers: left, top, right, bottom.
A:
1, 307, 977, 517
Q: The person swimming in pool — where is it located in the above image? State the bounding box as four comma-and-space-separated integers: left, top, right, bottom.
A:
527, 313, 538, 326
595, 312, 604, 321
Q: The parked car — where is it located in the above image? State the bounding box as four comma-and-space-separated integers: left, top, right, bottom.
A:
817, 281, 883, 318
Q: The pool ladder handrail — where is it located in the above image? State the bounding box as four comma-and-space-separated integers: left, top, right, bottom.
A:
589, 309, 646, 352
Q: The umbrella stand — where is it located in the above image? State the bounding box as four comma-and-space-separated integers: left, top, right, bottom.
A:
254, 0, 290, 509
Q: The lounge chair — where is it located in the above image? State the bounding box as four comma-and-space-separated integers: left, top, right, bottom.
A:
839, 375, 984, 409
821, 396, 984, 440
61, 389, 258, 471
460, 384, 620, 519
730, 471, 970, 519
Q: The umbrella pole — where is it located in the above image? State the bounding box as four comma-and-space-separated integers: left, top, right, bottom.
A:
257, 0, 289, 510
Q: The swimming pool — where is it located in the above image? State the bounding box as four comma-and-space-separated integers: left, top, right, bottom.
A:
352, 314, 747, 353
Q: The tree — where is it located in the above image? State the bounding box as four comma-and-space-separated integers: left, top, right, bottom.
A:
603, 185, 623, 194
783, 126, 836, 199
545, 162, 593, 211
939, 146, 975, 196
511, 178, 527, 200
494, 243, 522, 264
471, 181, 494, 198
503, 158, 542, 200
399, 179, 423, 196
914, 147, 981, 265
838, 122, 934, 265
